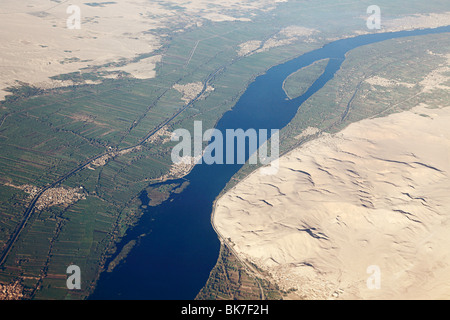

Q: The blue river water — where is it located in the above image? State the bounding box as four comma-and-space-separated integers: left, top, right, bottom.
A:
90, 26, 450, 300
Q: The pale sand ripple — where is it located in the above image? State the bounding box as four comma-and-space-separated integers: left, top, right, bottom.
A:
214, 104, 450, 300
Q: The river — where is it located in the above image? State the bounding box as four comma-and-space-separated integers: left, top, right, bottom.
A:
89, 25, 450, 300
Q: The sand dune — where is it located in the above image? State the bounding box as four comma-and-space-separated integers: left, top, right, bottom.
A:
214, 104, 450, 299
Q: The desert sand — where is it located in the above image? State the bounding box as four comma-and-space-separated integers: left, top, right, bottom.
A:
214, 104, 450, 299
0, 0, 286, 101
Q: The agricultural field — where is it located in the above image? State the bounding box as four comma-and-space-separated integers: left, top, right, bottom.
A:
0, 2, 330, 299
205, 32, 450, 300
196, 245, 282, 300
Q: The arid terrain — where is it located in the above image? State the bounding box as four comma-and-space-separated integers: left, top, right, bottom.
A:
214, 103, 450, 299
